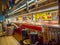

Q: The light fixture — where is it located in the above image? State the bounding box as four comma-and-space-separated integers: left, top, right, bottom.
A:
8, 0, 35, 15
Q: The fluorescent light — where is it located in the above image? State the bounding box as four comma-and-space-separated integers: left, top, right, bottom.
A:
20, 4, 26, 8
15, 0, 35, 13
27, 0, 34, 4
8, 0, 35, 15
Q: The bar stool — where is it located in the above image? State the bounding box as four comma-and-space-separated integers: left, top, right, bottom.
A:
22, 29, 29, 40
20, 29, 30, 45
30, 32, 38, 45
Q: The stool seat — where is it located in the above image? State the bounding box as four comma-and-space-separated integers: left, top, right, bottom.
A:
23, 39, 30, 44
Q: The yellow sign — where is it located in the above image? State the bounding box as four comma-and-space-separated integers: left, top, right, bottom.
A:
18, 16, 23, 20
34, 12, 52, 21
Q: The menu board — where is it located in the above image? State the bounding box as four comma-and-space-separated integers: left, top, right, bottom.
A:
33, 11, 52, 21
33, 10, 58, 22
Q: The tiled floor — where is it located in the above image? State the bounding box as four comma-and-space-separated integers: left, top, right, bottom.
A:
0, 36, 20, 45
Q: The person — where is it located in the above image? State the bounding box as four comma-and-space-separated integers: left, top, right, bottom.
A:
2, 20, 7, 36
57, 37, 60, 45
48, 41, 52, 45
48, 39, 57, 45
20, 40, 24, 45
36, 33, 44, 45
51, 39, 57, 45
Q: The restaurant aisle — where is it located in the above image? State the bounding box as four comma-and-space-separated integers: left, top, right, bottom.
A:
0, 36, 20, 45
